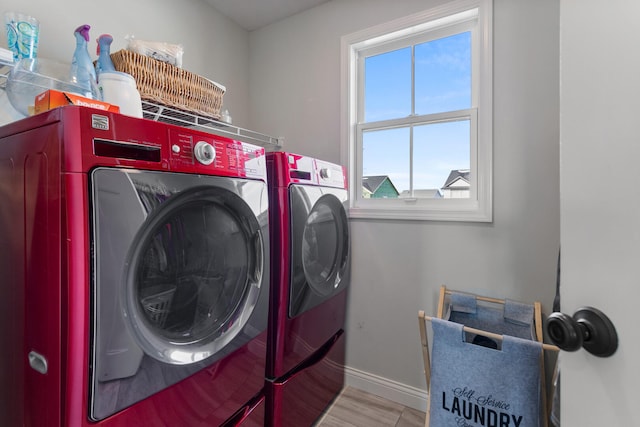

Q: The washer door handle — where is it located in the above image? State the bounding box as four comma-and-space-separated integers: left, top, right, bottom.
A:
28, 350, 48, 375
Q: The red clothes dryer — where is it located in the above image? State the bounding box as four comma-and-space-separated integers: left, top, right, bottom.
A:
0, 106, 270, 426
265, 152, 350, 427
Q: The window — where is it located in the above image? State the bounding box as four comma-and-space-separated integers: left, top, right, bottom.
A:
341, 0, 493, 221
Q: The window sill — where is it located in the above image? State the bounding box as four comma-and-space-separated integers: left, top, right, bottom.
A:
347, 203, 492, 222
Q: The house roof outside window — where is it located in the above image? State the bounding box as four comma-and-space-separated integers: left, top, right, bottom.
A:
443, 169, 470, 189
363, 169, 468, 199
362, 175, 400, 198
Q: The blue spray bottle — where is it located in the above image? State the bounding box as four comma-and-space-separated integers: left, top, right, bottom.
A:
95, 34, 116, 76
70, 24, 99, 99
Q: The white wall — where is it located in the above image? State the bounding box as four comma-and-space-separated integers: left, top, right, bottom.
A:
249, 0, 560, 409
0, 0, 249, 125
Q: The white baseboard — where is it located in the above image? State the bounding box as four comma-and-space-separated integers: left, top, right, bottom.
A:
344, 366, 428, 412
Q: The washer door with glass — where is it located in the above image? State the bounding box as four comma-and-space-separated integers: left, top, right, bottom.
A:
90, 167, 269, 421
289, 185, 349, 318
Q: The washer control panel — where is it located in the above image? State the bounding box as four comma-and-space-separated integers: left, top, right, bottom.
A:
168, 128, 266, 179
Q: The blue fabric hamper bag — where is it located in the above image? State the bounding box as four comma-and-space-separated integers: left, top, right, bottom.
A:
429, 318, 543, 427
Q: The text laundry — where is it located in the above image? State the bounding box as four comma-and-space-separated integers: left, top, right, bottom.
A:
441, 392, 523, 427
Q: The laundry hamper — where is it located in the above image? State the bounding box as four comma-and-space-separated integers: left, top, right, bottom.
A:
418, 286, 559, 427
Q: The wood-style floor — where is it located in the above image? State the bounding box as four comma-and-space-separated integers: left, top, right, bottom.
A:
315, 387, 426, 427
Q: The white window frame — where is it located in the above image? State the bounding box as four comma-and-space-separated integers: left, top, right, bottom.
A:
340, 0, 493, 222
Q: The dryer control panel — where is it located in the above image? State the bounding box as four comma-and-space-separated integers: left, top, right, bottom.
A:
267, 151, 347, 189
315, 158, 347, 189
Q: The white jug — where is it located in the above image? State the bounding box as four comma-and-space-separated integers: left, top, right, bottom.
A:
98, 71, 143, 118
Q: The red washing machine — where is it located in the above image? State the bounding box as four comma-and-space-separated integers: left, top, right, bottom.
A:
0, 106, 270, 426
265, 152, 350, 427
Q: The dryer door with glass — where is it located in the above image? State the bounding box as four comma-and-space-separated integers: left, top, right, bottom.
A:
289, 185, 349, 318
90, 168, 269, 421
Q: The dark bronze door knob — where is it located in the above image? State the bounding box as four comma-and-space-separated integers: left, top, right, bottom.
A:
546, 307, 618, 357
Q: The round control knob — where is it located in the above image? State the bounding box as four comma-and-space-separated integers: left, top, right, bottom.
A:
320, 168, 332, 179
194, 141, 215, 165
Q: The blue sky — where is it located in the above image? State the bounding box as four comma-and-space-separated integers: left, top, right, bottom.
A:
362, 32, 471, 192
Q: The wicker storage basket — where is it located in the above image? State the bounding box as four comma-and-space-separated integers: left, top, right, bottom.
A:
110, 49, 224, 119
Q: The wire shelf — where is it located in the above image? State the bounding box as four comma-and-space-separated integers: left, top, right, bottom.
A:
0, 60, 282, 149
141, 100, 282, 149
